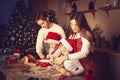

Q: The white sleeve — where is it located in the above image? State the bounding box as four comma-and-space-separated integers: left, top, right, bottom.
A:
52, 48, 61, 57
36, 29, 44, 54
59, 27, 66, 38
55, 24, 66, 38
68, 37, 91, 60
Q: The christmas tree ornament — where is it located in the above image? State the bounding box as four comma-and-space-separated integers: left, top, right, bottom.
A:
11, 36, 15, 41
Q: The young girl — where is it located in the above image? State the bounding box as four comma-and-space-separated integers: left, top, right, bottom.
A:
57, 38, 84, 76
53, 12, 94, 76
45, 31, 61, 58
35, 10, 66, 59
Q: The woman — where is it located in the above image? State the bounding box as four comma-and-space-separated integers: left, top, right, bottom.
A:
35, 10, 66, 59
54, 12, 94, 76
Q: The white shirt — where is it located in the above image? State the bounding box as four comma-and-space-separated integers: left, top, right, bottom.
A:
36, 23, 66, 54
68, 33, 91, 60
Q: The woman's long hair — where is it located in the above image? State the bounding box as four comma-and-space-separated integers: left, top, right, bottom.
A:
70, 12, 95, 43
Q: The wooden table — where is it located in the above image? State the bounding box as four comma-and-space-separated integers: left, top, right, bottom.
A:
0, 61, 84, 80
0, 63, 61, 80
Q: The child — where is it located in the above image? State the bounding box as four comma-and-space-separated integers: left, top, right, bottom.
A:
45, 32, 61, 58
45, 32, 72, 77
50, 38, 84, 76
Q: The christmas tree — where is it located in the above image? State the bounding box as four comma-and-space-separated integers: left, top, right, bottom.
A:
3, 0, 40, 58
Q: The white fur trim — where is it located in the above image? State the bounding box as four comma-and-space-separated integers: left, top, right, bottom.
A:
46, 39, 59, 44
60, 39, 73, 51
14, 53, 20, 57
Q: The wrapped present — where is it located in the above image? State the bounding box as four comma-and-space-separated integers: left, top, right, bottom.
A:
5, 56, 17, 64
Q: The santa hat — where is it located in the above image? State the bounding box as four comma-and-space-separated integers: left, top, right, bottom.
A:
60, 38, 76, 52
46, 32, 61, 44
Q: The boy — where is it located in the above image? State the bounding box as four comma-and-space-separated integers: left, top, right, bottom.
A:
50, 38, 84, 76
45, 32, 61, 58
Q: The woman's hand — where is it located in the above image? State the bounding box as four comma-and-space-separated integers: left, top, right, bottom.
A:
39, 53, 45, 59
54, 55, 68, 65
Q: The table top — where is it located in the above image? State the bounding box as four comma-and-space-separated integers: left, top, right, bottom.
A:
0, 63, 62, 80
0, 64, 84, 80
0, 55, 84, 80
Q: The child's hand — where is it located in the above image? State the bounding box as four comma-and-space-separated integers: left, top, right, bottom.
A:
46, 54, 50, 59
54, 55, 68, 65
49, 56, 55, 65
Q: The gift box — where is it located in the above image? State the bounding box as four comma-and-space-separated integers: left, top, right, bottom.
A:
5, 56, 17, 64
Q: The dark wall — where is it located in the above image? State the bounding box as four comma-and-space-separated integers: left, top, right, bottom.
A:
0, 0, 18, 47
0, 0, 18, 25
0, 0, 29, 26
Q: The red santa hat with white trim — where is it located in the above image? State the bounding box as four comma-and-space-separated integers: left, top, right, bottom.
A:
46, 32, 61, 44
60, 38, 76, 52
